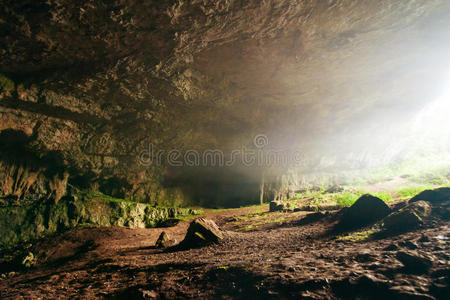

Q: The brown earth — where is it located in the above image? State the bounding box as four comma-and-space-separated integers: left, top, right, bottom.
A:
0, 205, 449, 299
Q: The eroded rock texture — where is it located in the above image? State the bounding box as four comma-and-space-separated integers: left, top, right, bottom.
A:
1, 0, 450, 205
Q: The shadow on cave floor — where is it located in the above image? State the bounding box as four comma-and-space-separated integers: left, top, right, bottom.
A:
107, 265, 317, 300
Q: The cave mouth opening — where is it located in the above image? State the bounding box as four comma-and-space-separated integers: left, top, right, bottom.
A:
1, 1, 450, 298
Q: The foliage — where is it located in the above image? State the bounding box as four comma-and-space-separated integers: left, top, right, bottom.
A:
21, 251, 36, 268
337, 229, 378, 242
0, 73, 14, 93
332, 191, 362, 207
239, 215, 285, 231
353, 152, 450, 186
370, 192, 394, 203
395, 185, 433, 200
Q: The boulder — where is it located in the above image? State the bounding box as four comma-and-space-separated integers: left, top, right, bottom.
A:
155, 231, 176, 248
336, 194, 391, 230
179, 218, 225, 248
383, 201, 431, 233
410, 187, 450, 204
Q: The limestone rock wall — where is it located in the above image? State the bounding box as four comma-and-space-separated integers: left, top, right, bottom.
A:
0, 191, 197, 250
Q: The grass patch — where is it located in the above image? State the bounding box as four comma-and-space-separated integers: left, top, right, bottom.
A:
337, 229, 378, 242
175, 211, 204, 221
240, 215, 286, 231
371, 192, 394, 203
236, 210, 267, 221
395, 185, 433, 200
245, 224, 254, 230
211, 203, 268, 212
332, 191, 363, 207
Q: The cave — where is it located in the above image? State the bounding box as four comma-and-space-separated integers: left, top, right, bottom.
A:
0, 1, 449, 299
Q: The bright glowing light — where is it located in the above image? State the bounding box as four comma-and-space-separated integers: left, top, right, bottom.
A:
412, 67, 450, 141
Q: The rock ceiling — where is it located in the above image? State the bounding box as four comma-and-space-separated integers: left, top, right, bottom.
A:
1, 0, 450, 199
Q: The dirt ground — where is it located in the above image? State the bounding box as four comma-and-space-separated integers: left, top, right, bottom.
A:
0, 204, 449, 299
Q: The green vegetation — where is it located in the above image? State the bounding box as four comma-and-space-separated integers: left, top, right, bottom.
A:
332, 191, 362, 207
289, 189, 394, 209
351, 151, 450, 186
174, 211, 204, 221
0, 73, 14, 93
238, 215, 285, 231
211, 203, 268, 212
82, 189, 130, 203
287, 169, 448, 209
395, 185, 432, 200
236, 210, 267, 221
21, 252, 36, 268
371, 192, 394, 203
337, 229, 379, 242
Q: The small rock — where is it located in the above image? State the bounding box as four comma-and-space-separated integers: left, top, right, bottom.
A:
179, 218, 225, 248
355, 251, 376, 262
141, 289, 158, 299
383, 243, 398, 251
155, 231, 175, 248
396, 251, 433, 274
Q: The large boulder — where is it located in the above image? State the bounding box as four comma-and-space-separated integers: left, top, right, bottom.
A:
336, 194, 391, 231
383, 200, 431, 233
410, 187, 450, 204
179, 218, 225, 249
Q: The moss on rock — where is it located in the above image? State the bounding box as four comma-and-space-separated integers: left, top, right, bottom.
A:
0, 190, 199, 250
0, 73, 14, 93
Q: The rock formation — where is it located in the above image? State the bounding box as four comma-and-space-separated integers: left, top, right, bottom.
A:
1, 1, 450, 206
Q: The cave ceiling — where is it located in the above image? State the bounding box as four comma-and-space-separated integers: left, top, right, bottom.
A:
1, 0, 450, 182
